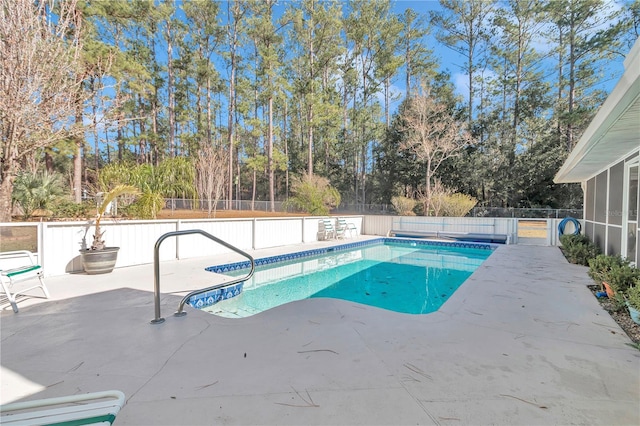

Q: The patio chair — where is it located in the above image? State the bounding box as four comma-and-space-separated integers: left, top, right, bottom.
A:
319, 219, 336, 240
335, 219, 347, 239
337, 218, 358, 238
0, 390, 125, 425
0, 250, 49, 313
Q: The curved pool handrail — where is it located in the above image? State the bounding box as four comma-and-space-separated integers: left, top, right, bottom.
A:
151, 229, 255, 324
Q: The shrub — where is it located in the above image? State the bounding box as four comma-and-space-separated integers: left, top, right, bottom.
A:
417, 180, 450, 216
559, 234, 600, 266
626, 280, 640, 310
285, 173, 341, 216
588, 254, 639, 294
391, 196, 416, 216
416, 180, 477, 217
608, 263, 640, 294
442, 193, 478, 217
588, 254, 626, 284
52, 198, 93, 219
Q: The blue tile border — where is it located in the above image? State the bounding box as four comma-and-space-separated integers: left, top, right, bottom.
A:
382, 237, 497, 251
205, 237, 496, 275
188, 282, 244, 309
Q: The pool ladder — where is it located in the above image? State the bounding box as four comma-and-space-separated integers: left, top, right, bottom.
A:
151, 229, 255, 324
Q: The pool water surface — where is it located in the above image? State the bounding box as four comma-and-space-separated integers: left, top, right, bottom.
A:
202, 240, 493, 318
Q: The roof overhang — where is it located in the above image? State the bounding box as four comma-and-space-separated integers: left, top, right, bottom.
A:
555, 37, 640, 183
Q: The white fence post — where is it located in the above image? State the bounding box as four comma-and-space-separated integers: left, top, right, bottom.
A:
176, 220, 181, 260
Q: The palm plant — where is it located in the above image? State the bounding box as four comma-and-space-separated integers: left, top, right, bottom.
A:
12, 171, 64, 219
90, 185, 139, 250
99, 160, 196, 219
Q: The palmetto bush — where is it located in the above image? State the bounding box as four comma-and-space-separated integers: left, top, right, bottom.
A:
98, 159, 196, 219
12, 171, 64, 219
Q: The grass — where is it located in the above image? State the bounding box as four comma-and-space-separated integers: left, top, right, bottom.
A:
517, 220, 547, 239
0, 226, 38, 252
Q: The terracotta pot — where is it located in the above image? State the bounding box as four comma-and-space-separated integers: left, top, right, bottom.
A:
602, 281, 615, 298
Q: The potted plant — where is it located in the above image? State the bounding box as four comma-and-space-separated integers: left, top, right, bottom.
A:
588, 254, 625, 298
625, 279, 640, 325
608, 263, 640, 295
79, 185, 139, 274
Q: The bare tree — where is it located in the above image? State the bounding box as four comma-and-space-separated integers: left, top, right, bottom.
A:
417, 179, 452, 217
195, 144, 228, 217
400, 90, 474, 215
0, 0, 84, 222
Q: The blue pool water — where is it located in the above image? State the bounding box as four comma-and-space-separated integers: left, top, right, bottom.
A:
202, 240, 493, 318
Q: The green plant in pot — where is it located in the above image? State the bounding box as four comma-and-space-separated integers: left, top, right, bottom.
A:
625, 279, 640, 325
80, 185, 139, 274
608, 263, 640, 295
588, 254, 626, 297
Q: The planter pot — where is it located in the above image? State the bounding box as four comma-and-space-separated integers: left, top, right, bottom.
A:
602, 281, 616, 298
79, 247, 120, 275
627, 302, 640, 326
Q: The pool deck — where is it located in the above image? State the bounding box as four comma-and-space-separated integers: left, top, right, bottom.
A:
1, 237, 639, 425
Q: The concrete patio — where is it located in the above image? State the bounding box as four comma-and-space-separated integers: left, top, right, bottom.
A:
1, 240, 639, 425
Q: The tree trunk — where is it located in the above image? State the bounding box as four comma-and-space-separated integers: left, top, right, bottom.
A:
73, 101, 83, 203
268, 94, 275, 212
557, 27, 564, 142
251, 169, 256, 211
307, 106, 314, 176
44, 149, 54, 173
0, 137, 18, 221
567, 26, 576, 151
283, 100, 289, 198
425, 158, 433, 216
166, 17, 176, 157
227, 20, 237, 211
385, 76, 391, 129
206, 75, 212, 146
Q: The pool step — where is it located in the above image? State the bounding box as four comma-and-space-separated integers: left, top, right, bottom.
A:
187, 282, 244, 309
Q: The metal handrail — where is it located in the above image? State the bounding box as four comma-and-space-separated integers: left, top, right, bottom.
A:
151, 229, 255, 324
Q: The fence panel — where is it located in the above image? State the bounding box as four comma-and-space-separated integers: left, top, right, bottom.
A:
42, 221, 180, 276
254, 218, 304, 249
177, 219, 254, 258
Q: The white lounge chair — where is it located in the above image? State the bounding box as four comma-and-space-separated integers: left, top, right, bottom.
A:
0, 250, 49, 313
0, 390, 125, 425
319, 219, 336, 240
337, 218, 357, 238
335, 219, 347, 239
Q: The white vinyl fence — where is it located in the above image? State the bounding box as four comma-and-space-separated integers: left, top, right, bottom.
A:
0, 216, 364, 277
362, 215, 582, 247
1, 214, 581, 278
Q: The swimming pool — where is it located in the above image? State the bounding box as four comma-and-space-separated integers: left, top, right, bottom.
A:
193, 239, 494, 318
